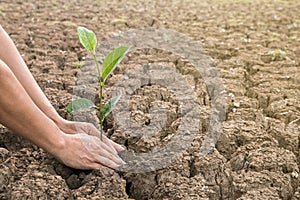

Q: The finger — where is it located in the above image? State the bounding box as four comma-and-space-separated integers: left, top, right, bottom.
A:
108, 139, 125, 152
89, 162, 104, 170
91, 146, 125, 167
100, 134, 119, 155
84, 123, 122, 155
82, 136, 125, 165
83, 123, 121, 155
97, 143, 125, 165
84, 123, 101, 137
77, 162, 104, 170
93, 155, 124, 169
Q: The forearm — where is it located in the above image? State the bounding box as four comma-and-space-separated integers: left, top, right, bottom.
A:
0, 24, 62, 124
0, 59, 65, 155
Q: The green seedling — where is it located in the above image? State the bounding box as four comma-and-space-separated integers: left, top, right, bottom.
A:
267, 49, 290, 61
0, 11, 4, 17
74, 61, 84, 68
67, 26, 130, 140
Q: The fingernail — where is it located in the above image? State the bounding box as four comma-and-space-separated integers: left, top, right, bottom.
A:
120, 147, 125, 151
118, 144, 125, 151
117, 158, 126, 165
113, 163, 121, 169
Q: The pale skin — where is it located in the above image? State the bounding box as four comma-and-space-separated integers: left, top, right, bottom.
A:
0, 24, 125, 170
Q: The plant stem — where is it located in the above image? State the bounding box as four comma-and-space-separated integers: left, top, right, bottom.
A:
93, 53, 104, 141
99, 80, 104, 141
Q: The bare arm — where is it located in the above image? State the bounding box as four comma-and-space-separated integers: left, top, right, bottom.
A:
0, 24, 64, 124
0, 59, 65, 156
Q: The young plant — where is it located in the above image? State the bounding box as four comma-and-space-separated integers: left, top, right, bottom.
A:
67, 26, 130, 140
268, 49, 290, 61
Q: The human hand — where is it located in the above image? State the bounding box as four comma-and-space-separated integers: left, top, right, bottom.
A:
55, 132, 126, 170
56, 119, 125, 152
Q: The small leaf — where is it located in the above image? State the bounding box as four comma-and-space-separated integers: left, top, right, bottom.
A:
102, 46, 130, 82
111, 19, 127, 24
100, 95, 121, 122
67, 98, 96, 113
77, 26, 97, 53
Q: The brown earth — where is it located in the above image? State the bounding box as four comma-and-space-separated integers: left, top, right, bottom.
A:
0, 0, 300, 199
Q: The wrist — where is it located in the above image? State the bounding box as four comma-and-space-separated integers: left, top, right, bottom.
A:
45, 130, 67, 157
28, 119, 67, 158
43, 105, 63, 124
55, 118, 77, 134
41, 106, 77, 134
47, 111, 71, 132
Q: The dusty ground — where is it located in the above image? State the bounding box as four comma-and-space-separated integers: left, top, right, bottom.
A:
0, 0, 299, 199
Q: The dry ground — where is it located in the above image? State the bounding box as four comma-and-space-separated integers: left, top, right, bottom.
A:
0, 0, 299, 199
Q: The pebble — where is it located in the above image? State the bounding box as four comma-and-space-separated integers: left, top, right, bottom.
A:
292, 171, 298, 179
0, 147, 9, 156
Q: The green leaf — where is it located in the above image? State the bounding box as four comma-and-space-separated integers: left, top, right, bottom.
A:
111, 19, 127, 24
100, 95, 121, 122
77, 26, 97, 53
102, 46, 130, 82
66, 98, 96, 113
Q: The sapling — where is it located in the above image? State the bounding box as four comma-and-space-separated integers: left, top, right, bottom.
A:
67, 26, 130, 140
268, 49, 290, 61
